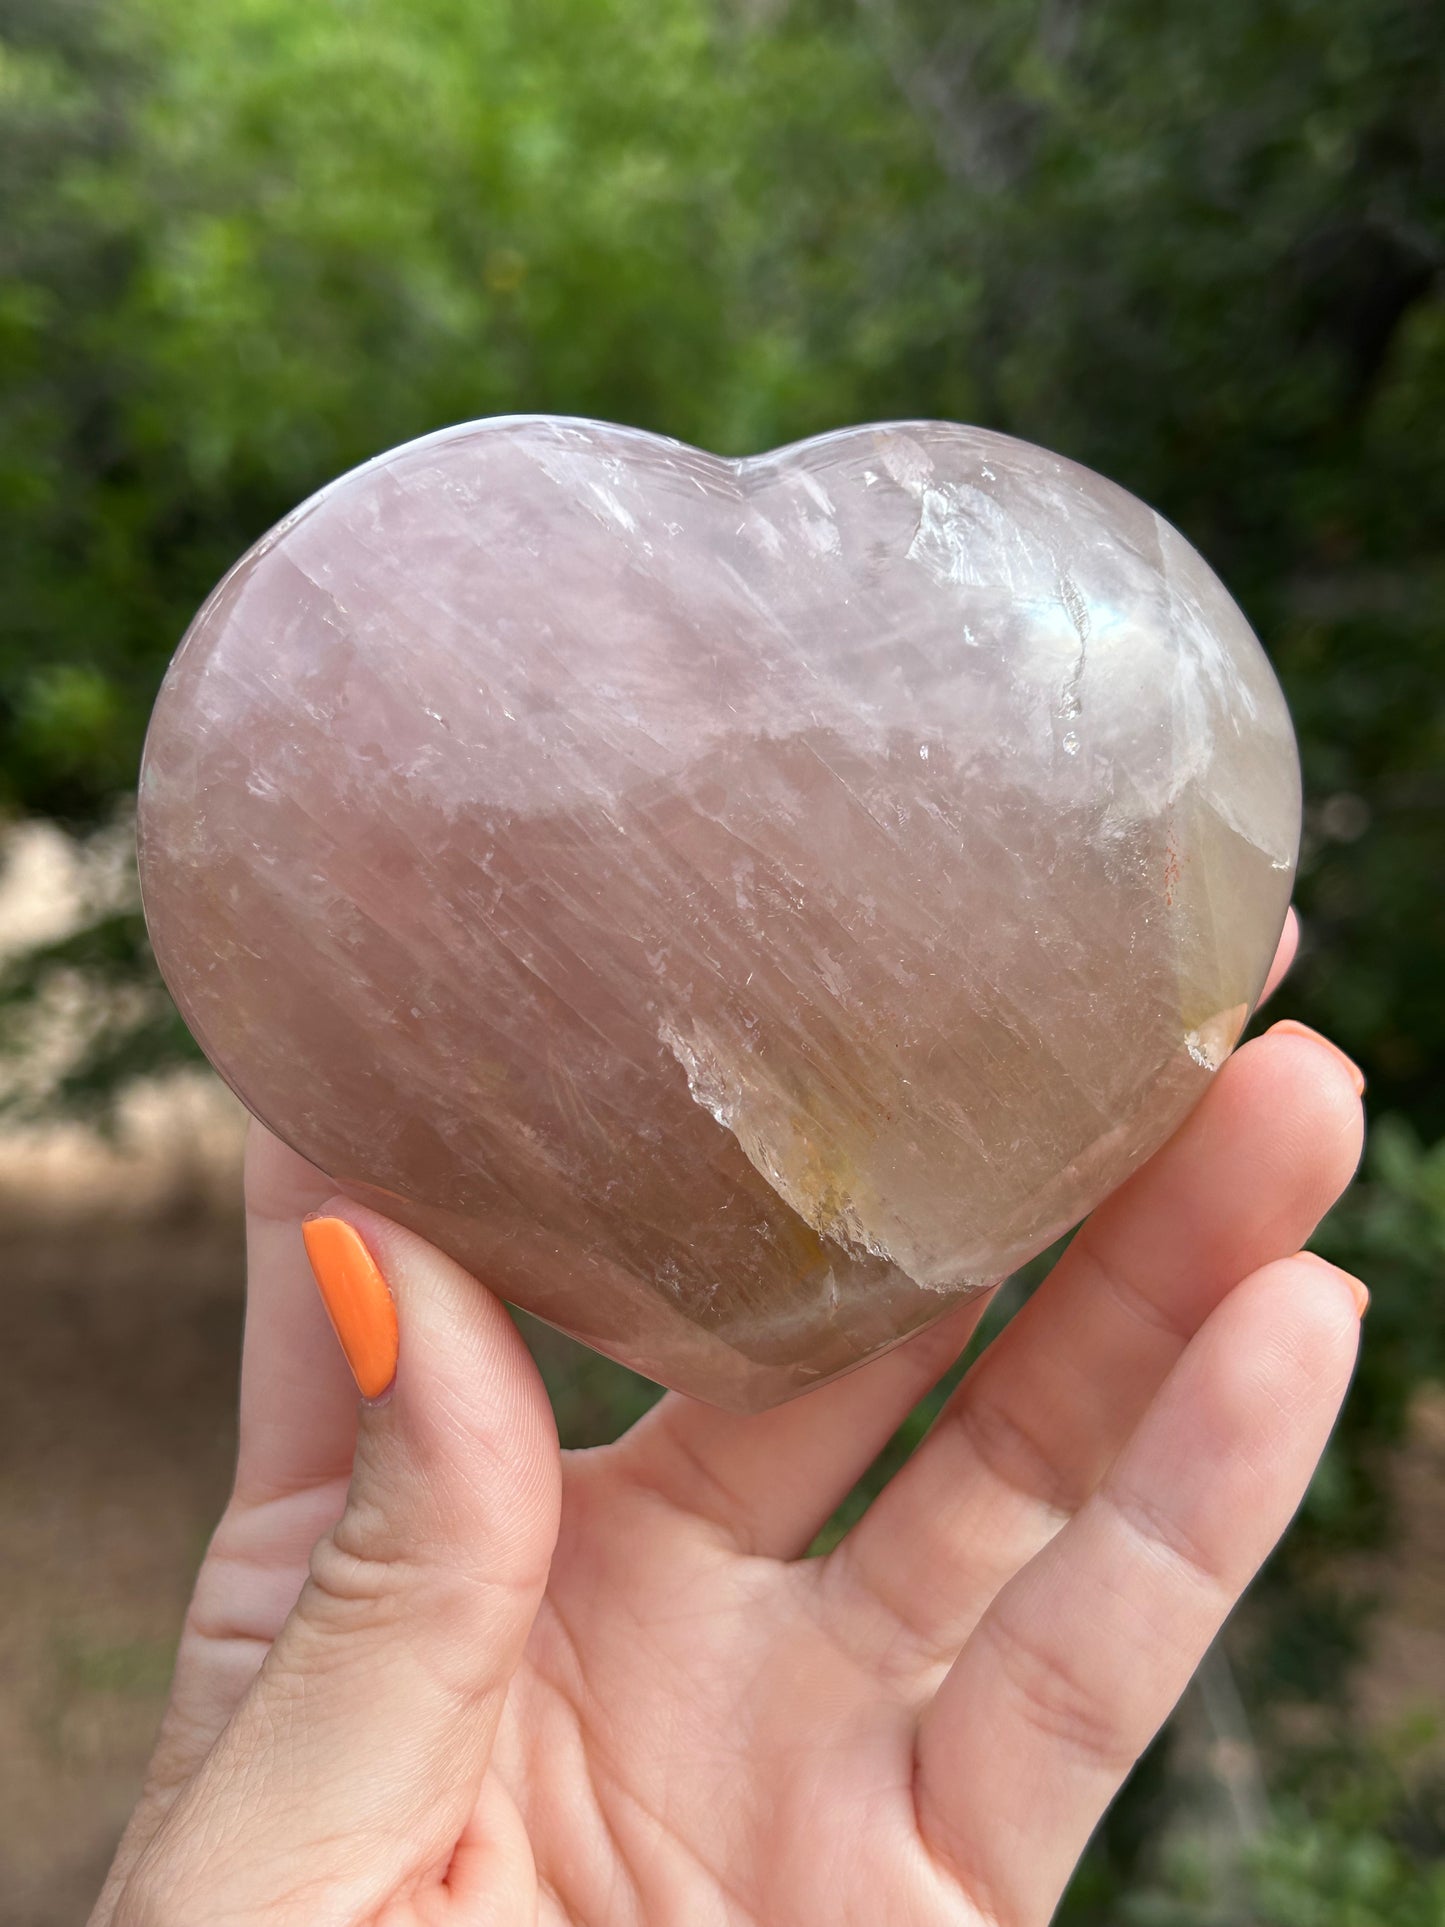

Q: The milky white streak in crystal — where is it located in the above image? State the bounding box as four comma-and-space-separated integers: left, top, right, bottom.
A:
138, 417, 1299, 1409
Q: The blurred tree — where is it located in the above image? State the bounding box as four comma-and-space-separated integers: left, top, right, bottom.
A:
2, 0, 1440, 1119
0, 0, 751, 818
2, 0, 1442, 1911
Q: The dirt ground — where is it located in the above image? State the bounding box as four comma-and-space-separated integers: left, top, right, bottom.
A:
1, 1096, 248, 1926
2, 1087, 1443, 1925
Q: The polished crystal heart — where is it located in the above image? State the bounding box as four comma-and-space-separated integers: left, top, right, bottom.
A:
138, 417, 1299, 1409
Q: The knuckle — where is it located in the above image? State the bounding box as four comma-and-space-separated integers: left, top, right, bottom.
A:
294, 1499, 529, 1676
1068, 1236, 1194, 1344
986, 1610, 1135, 1773
299, 1507, 414, 1637
955, 1385, 1083, 1519
1105, 1483, 1231, 1604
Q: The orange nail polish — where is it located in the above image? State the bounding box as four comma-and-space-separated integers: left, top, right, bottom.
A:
1266, 1019, 1366, 1096
302, 1218, 399, 1398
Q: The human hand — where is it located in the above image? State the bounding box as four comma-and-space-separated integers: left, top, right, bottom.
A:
92, 923, 1367, 1926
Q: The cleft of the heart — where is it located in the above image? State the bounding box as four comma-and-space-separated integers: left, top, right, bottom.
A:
138, 416, 1299, 1410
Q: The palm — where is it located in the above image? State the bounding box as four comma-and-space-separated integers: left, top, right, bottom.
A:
504, 1465, 983, 1924
110, 1000, 1364, 1927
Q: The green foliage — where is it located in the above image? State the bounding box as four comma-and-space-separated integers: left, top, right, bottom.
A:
3, 0, 1441, 1128
1111, 1726, 1445, 1927
3, 0, 1443, 1911
0, 928, 196, 1114
1232, 1118, 1445, 1715
1317, 1118, 1445, 1467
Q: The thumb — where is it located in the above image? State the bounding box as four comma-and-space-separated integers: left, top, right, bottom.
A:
116, 1204, 561, 1926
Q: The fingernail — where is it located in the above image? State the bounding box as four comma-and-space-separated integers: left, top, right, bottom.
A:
1266, 1019, 1366, 1096
1297, 1250, 1370, 1318
302, 1217, 399, 1398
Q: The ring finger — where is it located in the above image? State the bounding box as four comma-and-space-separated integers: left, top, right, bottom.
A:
818, 1021, 1364, 1675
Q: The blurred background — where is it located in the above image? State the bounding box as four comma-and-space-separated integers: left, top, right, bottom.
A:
1, 0, 1442, 1919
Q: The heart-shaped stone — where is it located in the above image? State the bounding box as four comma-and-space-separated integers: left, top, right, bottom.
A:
138, 417, 1298, 1410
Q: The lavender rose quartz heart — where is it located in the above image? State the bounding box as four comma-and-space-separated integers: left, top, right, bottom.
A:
137, 417, 1299, 1410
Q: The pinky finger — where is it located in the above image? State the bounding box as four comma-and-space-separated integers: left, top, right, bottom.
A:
914, 1252, 1363, 1926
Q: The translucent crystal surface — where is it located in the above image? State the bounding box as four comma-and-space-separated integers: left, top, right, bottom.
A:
137, 418, 1299, 1409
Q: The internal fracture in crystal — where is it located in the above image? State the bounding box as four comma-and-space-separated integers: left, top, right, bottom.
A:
138, 417, 1300, 1409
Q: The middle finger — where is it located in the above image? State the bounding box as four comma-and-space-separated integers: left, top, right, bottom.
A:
817, 1023, 1363, 1675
